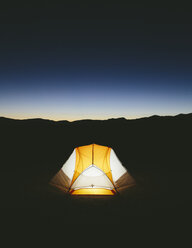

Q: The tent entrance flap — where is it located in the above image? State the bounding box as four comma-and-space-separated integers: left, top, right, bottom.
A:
69, 165, 115, 193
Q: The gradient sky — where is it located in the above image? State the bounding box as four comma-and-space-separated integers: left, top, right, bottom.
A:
0, 2, 192, 120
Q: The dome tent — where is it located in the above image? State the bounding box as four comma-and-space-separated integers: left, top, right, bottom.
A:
50, 144, 135, 195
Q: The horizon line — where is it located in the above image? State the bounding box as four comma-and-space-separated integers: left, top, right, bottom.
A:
0, 112, 192, 123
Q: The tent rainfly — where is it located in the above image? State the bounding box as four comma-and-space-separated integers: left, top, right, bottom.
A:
50, 144, 135, 195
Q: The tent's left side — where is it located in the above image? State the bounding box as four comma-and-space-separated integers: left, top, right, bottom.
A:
49, 149, 76, 192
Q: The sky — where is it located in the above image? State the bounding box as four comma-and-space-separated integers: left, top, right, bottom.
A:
0, 2, 192, 120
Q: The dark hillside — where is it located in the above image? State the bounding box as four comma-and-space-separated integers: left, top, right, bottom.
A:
0, 113, 191, 219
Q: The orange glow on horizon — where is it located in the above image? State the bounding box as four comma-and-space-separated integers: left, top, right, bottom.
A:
0, 113, 143, 122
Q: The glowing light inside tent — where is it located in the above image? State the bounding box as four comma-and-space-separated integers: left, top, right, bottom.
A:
71, 188, 115, 195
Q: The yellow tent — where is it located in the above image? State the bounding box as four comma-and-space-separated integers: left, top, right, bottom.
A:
50, 144, 135, 195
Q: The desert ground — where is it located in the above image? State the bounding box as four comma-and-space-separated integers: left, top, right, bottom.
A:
0, 114, 191, 227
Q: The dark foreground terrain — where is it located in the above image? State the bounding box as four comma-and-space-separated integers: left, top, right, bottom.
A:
0, 114, 192, 230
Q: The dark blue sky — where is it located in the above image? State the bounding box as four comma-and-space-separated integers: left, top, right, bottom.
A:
0, 2, 192, 120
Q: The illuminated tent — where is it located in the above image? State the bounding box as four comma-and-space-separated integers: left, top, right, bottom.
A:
50, 144, 135, 195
